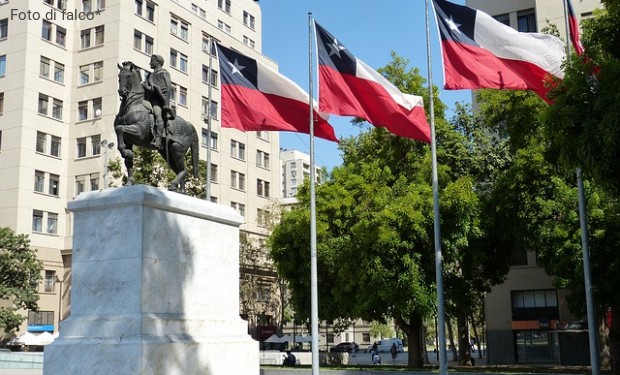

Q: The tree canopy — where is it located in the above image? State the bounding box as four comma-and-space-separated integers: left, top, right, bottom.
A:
0, 228, 41, 334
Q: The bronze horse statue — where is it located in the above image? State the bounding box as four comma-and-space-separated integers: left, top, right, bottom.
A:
115, 61, 198, 193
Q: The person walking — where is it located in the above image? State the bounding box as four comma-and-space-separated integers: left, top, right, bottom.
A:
390, 342, 398, 362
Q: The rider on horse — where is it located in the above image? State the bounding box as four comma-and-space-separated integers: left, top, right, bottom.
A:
142, 54, 174, 149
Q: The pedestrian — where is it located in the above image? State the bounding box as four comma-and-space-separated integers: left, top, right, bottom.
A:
390, 342, 398, 362
371, 341, 378, 356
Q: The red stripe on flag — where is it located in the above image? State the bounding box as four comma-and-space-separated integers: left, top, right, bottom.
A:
442, 41, 558, 102
318, 66, 430, 142
221, 84, 338, 142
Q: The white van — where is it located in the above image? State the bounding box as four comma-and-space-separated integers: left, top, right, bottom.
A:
367, 338, 404, 353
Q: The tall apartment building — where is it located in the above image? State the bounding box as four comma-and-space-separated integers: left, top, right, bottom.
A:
0, 0, 282, 337
280, 149, 322, 200
466, 0, 603, 365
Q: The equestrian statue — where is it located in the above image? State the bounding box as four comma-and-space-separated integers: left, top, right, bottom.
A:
114, 55, 198, 193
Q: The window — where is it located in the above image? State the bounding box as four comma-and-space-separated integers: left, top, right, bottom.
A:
0, 54, 5, 76
210, 70, 218, 86
210, 164, 218, 182
44, 270, 55, 293
170, 49, 177, 68
43, 0, 65, 10
34, 171, 45, 192
209, 101, 218, 119
55, 26, 66, 47
51, 136, 61, 157
0, 18, 7, 39
39, 57, 50, 78
256, 150, 270, 169
178, 86, 187, 106
191, 3, 206, 19
53, 62, 64, 83
202, 129, 218, 150
136, 0, 155, 20
230, 140, 245, 160
217, 20, 231, 34
517, 9, 536, 33
42, 20, 52, 41
90, 175, 99, 191
79, 62, 103, 85
218, 0, 231, 13
202, 64, 209, 83
135, 0, 142, 15
36, 132, 46, 153
134, 30, 142, 50
231, 171, 245, 191
145, 1, 155, 21
52, 99, 62, 119
32, 210, 43, 232
243, 36, 255, 49
0, 92, 3, 115
179, 53, 188, 73
75, 177, 85, 195
38, 94, 49, 115
231, 202, 246, 217
47, 212, 57, 233
95, 26, 104, 45
78, 101, 88, 121
144, 36, 154, 55
79, 65, 90, 84
77, 137, 87, 158
48, 174, 59, 196
170, 16, 189, 41
257, 208, 269, 227
257, 131, 270, 141
91, 134, 101, 155
511, 289, 559, 321
93, 98, 102, 117
243, 11, 255, 30
82, 0, 91, 12
28, 311, 54, 327
80, 29, 91, 49
257, 179, 270, 198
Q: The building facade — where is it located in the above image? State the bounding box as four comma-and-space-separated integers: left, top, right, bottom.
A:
0, 0, 283, 337
280, 148, 323, 200
466, 0, 603, 365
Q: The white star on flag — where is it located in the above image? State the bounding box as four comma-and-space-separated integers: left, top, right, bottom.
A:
228, 59, 245, 75
446, 15, 462, 34
328, 39, 346, 58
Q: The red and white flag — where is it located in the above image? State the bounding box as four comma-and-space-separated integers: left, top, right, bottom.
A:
216, 44, 338, 142
432, 0, 566, 101
315, 21, 430, 143
566, 0, 584, 56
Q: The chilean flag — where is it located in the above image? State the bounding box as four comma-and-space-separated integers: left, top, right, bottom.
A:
216, 44, 338, 142
315, 22, 430, 143
566, 0, 584, 56
432, 0, 566, 101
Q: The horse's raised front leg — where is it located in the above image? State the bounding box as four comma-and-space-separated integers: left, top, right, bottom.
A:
115, 125, 135, 186
168, 170, 187, 193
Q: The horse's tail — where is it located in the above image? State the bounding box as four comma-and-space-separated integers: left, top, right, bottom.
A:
189, 123, 199, 178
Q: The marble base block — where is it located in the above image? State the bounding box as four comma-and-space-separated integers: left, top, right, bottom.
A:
43, 185, 258, 375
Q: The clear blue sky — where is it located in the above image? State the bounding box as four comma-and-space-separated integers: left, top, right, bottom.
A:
259, 0, 470, 171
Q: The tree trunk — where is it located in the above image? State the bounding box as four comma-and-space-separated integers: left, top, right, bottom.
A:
396, 314, 424, 368
470, 315, 483, 359
457, 314, 472, 365
610, 308, 620, 375
447, 316, 458, 362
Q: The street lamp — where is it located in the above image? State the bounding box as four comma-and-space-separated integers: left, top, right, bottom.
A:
100, 139, 115, 188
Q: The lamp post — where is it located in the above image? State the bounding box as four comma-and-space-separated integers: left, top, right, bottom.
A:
100, 139, 115, 188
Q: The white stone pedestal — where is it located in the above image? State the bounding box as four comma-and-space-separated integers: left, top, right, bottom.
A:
44, 185, 258, 375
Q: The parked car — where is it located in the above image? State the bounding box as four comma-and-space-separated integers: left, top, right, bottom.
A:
329, 342, 359, 353
366, 338, 404, 353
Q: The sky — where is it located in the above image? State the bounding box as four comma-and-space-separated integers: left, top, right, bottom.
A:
259, 0, 470, 171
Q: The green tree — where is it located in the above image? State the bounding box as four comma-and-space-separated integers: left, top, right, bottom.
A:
270, 53, 509, 368
0, 228, 41, 334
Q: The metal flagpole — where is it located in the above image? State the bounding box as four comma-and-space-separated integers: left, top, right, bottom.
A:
204, 38, 214, 200
562, 2, 600, 374
425, 1, 447, 374
308, 12, 320, 375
